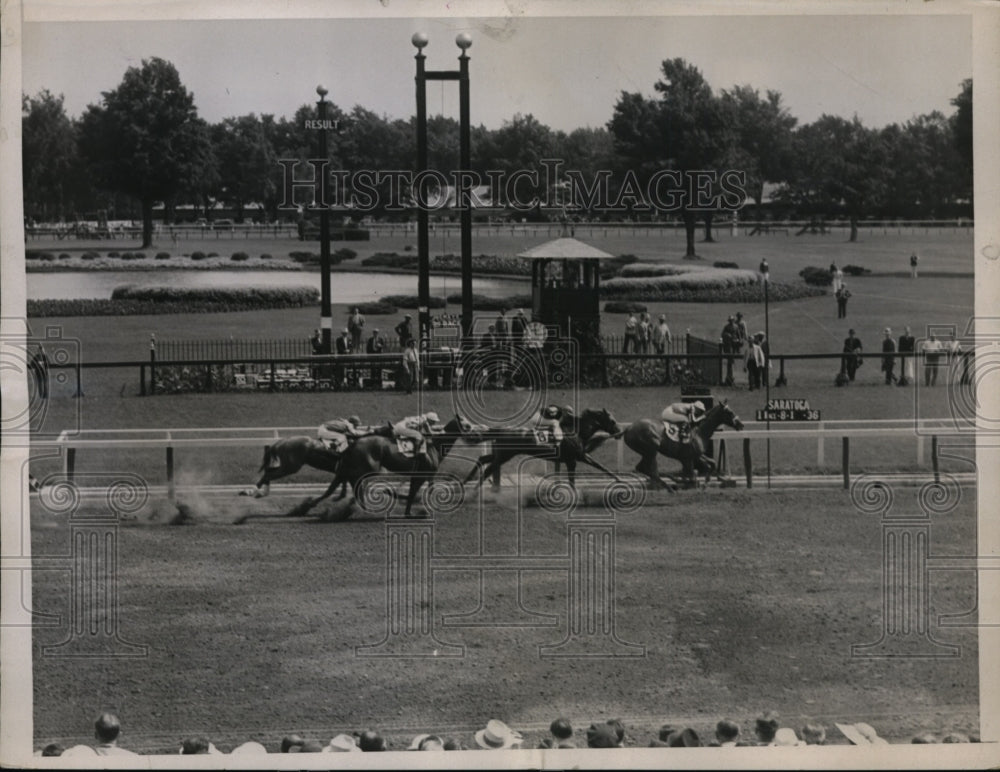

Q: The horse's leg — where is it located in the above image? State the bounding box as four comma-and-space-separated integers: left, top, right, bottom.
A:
581, 452, 624, 482
404, 477, 426, 518
289, 472, 343, 517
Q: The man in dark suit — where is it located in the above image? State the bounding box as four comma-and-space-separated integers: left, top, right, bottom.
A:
841, 329, 863, 382
880, 327, 897, 384
897, 326, 916, 386
334, 328, 351, 390
366, 329, 385, 390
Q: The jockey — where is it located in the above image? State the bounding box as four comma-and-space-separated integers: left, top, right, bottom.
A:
661, 401, 706, 440
317, 415, 365, 451
393, 411, 442, 456
530, 404, 567, 444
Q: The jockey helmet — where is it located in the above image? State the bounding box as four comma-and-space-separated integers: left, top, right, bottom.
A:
423, 411, 440, 425
542, 405, 561, 419
348, 415, 362, 426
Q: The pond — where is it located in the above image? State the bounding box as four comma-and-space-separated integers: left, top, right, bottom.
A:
27, 270, 527, 302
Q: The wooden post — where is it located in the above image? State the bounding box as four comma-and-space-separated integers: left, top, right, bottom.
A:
269, 361, 276, 392
917, 434, 925, 464
140, 364, 146, 396
931, 435, 939, 484
842, 436, 850, 490
74, 362, 84, 397
742, 438, 752, 489
817, 422, 825, 467
65, 447, 76, 482
166, 446, 175, 501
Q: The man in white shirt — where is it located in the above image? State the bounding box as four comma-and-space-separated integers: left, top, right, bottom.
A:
921, 333, 944, 386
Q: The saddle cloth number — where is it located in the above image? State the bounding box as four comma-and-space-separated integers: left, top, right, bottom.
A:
533, 429, 553, 445
664, 423, 691, 444
396, 438, 418, 457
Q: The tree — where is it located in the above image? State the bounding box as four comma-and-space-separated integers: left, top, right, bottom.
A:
77, 57, 214, 247
22, 90, 80, 222
213, 114, 278, 222
719, 85, 797, 219
783, 115, 887, 241
609, 59, 733, 257
881, 112, 965, 219
950, 79, 972, 202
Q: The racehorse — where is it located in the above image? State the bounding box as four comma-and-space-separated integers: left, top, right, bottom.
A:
462, 408, 623, 489
289, 415, 476, 519
623, 400, 744, 488
241, 424, 393, 498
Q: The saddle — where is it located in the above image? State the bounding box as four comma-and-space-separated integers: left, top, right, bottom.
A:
662, 422, 693, 444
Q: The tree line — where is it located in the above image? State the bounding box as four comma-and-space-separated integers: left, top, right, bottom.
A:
23, 56, 971, 251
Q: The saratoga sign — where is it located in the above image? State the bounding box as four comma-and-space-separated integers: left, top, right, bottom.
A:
755, 399, 821, 422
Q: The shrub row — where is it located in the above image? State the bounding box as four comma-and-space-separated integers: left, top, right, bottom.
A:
605, 267, 759, 291
618, 262, 698, 278
603, 301, 649, 314
110, 285, 319, 305
380, 294, 447, 309
600, 281, 826, 303
361, 252, 418, 269
355, 301, 398, 315
28, 293, 319, 317
443, 293, 534, 311
843, 264, 871, 276
713, 260, 740, 269
800, 266, 833, 286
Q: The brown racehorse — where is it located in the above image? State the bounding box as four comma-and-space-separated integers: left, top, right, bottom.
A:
241, 424, 394, 498
623, 400, 744, 488
289, 416, 476, 519
462, 408, 623, 489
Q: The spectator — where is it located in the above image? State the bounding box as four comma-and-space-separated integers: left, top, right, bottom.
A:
911, 733, 938, 744
495, 308, 509, 350
623, 313, 639, 353
475, 719, 524, 750
922, 332, 943, 386
550, 717, 574, 746
366, 328, 385, 390
92, 712, 138, 757
881, 327, 897, 384
801, 723, 827, 745
910, 252, 919, 278
638, 313, 652, 353
942, 733, 970, 743
310, 329, 322, 355
755, 712, 780, 745
721, 315, 739, 386
395, 314, 414, 348
401, 338, 420, 395
358, 730, 386, 752
841, 329, 863, 382
280, 734, 305, 752
666, 728, 701, 747
230, 741, 269, 755
745, 333, 766, 391
715, 719, 740, 747
180, 737, 221, 754
585, 722, 620, 748
653, 314, 672, 354
757, 330, 771, 375
734, 312, 749, 350
606, 719, 626, 746
325, 734, 362, 752
481, 324, 497, 350
759, 258, 770, 284
829, 261, 841, 291
292, 740, 325, 753
409, 734, 445, 751
38, 743, 63, 757
835, 284, 851, 318
443, 738, 465, 750
946, 332, 963, 384
60, 744, 98, 759
348, 307, 366, 351
898, 326, 916, 385
510, 309, 527, 350
773, 728, 805, 746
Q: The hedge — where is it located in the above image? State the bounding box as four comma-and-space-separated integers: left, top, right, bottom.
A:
362, 252, 418, 269
604, 301, 649, 314
605, 267, 758, 291
842, 264, 871, 276
600, 282, 825, 303
443, 293, 533, 311
355, 301, 398, 315
110, 285, 319, 307
713, 260, 740, 269
799, 266, 834, 286
380, 294, 447, 309
29, 286, 320, 317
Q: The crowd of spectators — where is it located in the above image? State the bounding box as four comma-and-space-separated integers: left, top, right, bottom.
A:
34, 711, 978, 756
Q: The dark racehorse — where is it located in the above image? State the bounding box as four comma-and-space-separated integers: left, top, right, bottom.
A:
623, 400, 744, 488
290, 415, 475, 519
462, 408, 623, 489
241, 424, 393, 498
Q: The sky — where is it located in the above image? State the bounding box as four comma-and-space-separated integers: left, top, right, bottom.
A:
21, 14, 971, 133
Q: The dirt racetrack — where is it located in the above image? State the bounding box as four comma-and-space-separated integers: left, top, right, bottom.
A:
30, 484, 978, 753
